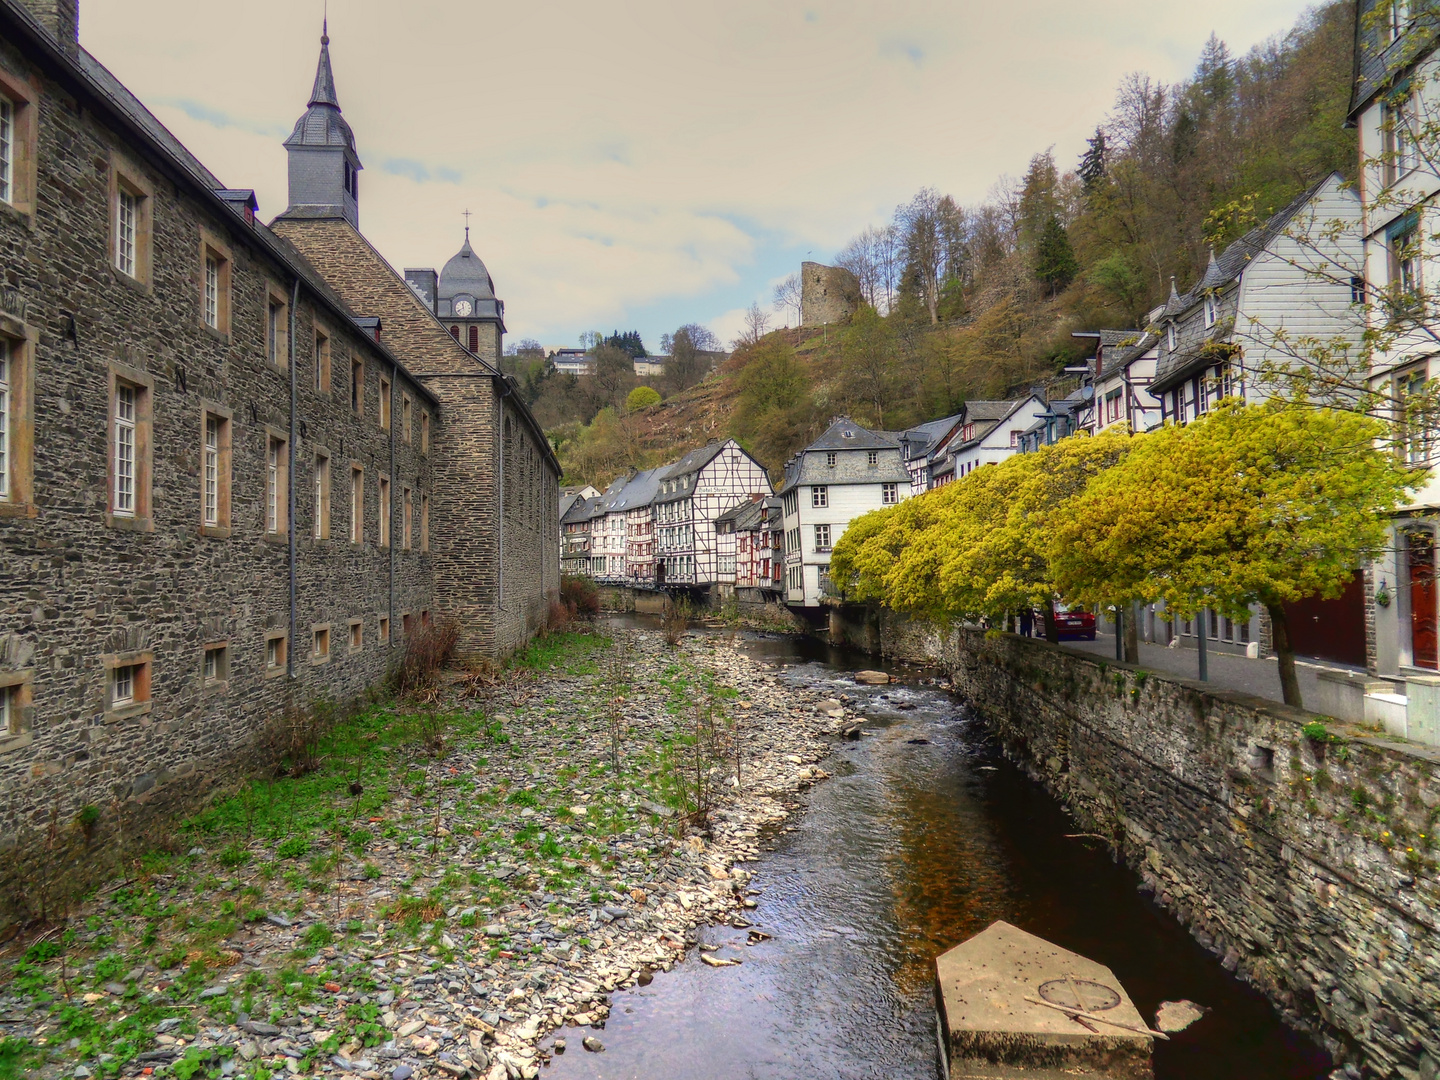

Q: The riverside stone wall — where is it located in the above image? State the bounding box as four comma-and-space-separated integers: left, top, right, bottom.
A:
832, 607, 1440, 1079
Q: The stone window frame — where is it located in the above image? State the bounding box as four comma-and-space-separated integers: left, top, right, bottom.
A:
378, 615, 390, 645
420, 491, 429, 553
420, 411, 430, 456
0, 668, 35, 754
199, 401, 233, 538
401, 611, 412, 638
102, 649, 153, 723
311, 623, 331, 666
313, 322, 332, 395
197, 229, 233, 336
263, 426, 289, 539
378, 472, 391, 548
0, 309, 36, 519
108, 152, 154, 290
265, 285, 289, 372
201, 640, 229, 693
312, 446, 331, 541
263, 630, 288, 679
401, 393, 412, 444
107, 361, 154, 532
0, 64, 39, 221
348, 618, 364, 654
378, 374, 391, 430
402, 485, 412, 550
349, 462, 364, 545
350, 356, 364, 417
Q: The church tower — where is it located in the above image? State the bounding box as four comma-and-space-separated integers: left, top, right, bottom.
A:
283, 24, 362, 228
404, 226, 506, 365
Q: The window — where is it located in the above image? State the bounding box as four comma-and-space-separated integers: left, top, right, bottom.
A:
312, 626, 330, 664
1398, 367, 1432, 465
1392, 223, 1422, 310
403, 486, 413, 549
379, 616, 390, 643
199, 235, 231, 333
468, 325, 479, 352
105, 652, 151, 716
421, 411, 430, 455
349, 619, 363, 652
812, 486, 828, 508
867, 450, 878, 467
267, 296, 287, 369
826, 451, 836, 467
351, 358, 364, 414
402, 612, 412, 637
378, 475, 391, 546
882, 482, 898, 505
265, 632, 287, 675
815, 524, 831, 550
114, 383, 136, 515
1106, 390, 1123, 424
0, 337, 8, 500
350, 466, 364, 543
1383, 94, 1418, 186
202, 644, 228, 685
1390, 0, 1409, 39
1351, 276, 1367, 304
1166, 324, 1176, 351
266, 435, 288, 534
313, 452, 331, 540
402, 395, 412, 443
314, 329, 331, 393
116, 190, 138, 277
449, 325, 460, 341
0, 675, 33, 748
1203, 296, 1217, 328
201, 409, 232, 533
0, 93, 12, 205
420, 492, 429, 552
379, 376, 391, 429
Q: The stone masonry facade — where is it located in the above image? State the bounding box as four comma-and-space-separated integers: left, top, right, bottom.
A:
799, 261, 862, 327
0, 0, 557, 867
843, 610, 1440, 1079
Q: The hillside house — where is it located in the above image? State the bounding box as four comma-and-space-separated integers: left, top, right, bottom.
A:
1073, 330, 1163, 434
899, 413, 963, 493
561, 495, 603, 576
592, 474, 632, 582
778, 419, 911, 606
618, 468, 663, 587
929, 397, 1047, 485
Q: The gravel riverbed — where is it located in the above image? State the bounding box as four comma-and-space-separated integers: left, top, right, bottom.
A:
0, 628, 864, 1080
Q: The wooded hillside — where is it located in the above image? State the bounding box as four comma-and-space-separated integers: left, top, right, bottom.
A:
553, 0, 1357, 487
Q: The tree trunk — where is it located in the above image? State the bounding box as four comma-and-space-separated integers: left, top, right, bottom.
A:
1043, 600, 1059, 644
1266, 602, 1303, 708
1124, 602, 1140, 664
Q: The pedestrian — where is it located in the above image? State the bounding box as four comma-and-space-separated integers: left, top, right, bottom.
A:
1019, 608, 1033, 638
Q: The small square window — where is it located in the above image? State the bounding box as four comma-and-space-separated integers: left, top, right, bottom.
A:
1, 679, 32, 742
107, 657, 151, 713
811, 486, 828, 508
203, 644, 229, 685
867, 450, 878, 467
882, 482, 898, 504
312, 626, 330, 663
349, 619, 363, 652
379, 616, 390, 643
314, 329, 331, 393
826, 451, 836, 467
265, 634, 288, 675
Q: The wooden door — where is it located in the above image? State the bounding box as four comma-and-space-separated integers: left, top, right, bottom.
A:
1410, 530, 1438, 670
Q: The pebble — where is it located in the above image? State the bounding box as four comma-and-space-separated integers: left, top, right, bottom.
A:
582, 1036, 605, 1053
391, 1066, 413, 1080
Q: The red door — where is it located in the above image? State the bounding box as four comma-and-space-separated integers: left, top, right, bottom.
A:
1410, 531, 1438, 670
1283, 574, 1367, 667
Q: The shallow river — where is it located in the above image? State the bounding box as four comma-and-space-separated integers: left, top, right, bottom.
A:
544, 623, 1331, 1080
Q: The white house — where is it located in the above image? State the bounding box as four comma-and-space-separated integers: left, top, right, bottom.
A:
1073, 330, 1164, 434
617, 468, 663, 588
778, 418, 912, 606
592, 473, 633, 582
655, 440, 772, 587
929, 397, 1048, 485
898, 413, 963, 494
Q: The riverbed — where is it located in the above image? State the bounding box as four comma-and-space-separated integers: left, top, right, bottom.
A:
544, 622, 1332, 1080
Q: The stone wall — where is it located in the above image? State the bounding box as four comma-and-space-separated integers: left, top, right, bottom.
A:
0, 19, 438, 876
799, 262, 862, 327
832, 607, 1440, 1079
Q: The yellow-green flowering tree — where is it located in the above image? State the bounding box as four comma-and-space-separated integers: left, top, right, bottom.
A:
1051, 400, 1418, 707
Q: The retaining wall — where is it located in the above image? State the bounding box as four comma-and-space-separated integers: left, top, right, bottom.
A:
831, 607, 1440, 1080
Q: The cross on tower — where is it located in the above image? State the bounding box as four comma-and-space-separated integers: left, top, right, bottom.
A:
462, 209, 472, 240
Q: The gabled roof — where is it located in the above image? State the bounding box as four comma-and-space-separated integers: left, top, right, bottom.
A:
716, 498, 765, 531
962, 400, 1024, 422
899, 413, 964, 460
1348, 1, 1440, 121
663, 441, 728, 479
613, 468, 663, 511
561, 495, 605, 525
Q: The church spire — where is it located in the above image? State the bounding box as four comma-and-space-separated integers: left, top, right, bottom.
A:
309, 21, 340, 109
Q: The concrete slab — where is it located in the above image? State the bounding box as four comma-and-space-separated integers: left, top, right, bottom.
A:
935, 921, 1153, 1080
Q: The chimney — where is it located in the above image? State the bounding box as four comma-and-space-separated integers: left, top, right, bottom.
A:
18, 0, 80, 55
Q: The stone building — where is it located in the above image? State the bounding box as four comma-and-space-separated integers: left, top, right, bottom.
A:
799, 261, 862, 327
0, 0, 557, 853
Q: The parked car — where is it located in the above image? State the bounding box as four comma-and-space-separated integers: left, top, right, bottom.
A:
1054, 607, 1096, 641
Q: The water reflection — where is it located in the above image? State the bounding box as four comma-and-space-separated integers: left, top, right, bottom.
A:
542, 623, 1330, 1080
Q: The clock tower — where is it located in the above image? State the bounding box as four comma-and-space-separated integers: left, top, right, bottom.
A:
404, 225, 506, 365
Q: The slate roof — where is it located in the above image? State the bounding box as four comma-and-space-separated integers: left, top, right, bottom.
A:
1348, 0, 1440, 121
961, 400, 1024, 423
612, 468, 663, 512
561, 495, 605, 525
807, 417, 901, 451
285, 30, 358, 153
439, 234, 497, 301
716, 499, 765, 531
899, 413, 963, 461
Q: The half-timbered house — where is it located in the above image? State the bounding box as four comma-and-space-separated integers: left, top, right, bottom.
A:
655, 440, 772, 588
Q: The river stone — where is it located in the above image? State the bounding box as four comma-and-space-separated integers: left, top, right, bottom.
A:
855, 670, 891, 685
1156, 999, 1209, 1033
582, 1036, 605, 1053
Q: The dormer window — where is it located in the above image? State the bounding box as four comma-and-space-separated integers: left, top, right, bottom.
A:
1203, 296, 1217, 329
842, 430, 855, 439
1166, 324, 1176, 351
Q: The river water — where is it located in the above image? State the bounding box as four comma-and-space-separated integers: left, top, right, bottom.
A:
544, 624, 1332, 1080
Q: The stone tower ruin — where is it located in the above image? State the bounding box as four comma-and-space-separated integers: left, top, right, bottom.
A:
800, 261, 863, 327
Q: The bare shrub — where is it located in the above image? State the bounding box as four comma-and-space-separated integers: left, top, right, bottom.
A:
662, 596, 691, 646
561, 574, 601, 616
392, 620, 461, 694
261, 703, 327, 778
548, 598, 574, 633
415, 707, 448, 758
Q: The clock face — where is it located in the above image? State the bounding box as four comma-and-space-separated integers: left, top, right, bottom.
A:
454, 300, 473, 317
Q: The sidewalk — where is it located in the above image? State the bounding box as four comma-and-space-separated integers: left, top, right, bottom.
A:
1058, 631, 1340, 710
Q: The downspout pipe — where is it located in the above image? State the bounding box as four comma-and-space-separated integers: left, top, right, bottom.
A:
288, 278, 299, 679
390, 356, 397, 646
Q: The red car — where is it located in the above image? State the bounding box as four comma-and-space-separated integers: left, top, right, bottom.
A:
1054, 608, 1096, 641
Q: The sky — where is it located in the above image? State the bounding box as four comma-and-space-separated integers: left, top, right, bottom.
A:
83, 0, 1320, 353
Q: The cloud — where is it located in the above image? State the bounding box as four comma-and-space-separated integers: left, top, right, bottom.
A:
84, 0, 1320, 350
